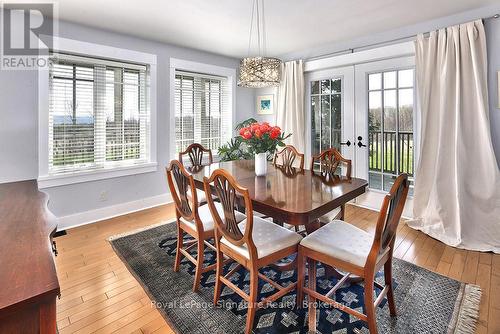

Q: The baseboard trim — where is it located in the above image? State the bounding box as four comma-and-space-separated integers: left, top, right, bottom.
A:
349, 201, 414, 220
56, 193, 173, 231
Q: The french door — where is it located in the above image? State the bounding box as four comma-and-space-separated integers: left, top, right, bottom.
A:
305, 66, 354, 164
354, 57, 416, 217
307, 56, 416, 217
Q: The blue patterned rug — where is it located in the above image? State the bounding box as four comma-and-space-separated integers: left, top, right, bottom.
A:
110, 221, 481, 334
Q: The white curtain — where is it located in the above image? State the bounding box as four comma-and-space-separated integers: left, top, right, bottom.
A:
409, 20, 500, 253
276, 60, 305, 152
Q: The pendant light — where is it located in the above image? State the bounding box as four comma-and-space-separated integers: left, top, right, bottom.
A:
238, 0, 282, 88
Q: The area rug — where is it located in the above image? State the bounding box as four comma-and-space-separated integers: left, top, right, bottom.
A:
109, 221, 481, 334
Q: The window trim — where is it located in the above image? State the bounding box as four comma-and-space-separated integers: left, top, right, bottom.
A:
38, 36, 157, 188
169, 58, 235, 160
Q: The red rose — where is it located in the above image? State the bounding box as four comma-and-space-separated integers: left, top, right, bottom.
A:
259, 123, 271, 133
254, 129, 262, 138
241, 130, 253, 140
250, 123, 260, 133
269, 127, 281, 139
239, 127, 248, 136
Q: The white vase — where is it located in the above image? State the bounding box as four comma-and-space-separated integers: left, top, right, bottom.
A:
254, 152, 268, 176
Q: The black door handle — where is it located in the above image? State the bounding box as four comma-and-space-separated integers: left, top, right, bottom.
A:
340, 140, 351, 147
357, 136, 366, 148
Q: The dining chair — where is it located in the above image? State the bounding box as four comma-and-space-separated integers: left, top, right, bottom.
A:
297, 173, 409, 334
310, 148, 352, 222
203, 169, 303, 334
166, 160, 245, 291
179, 143, 213, 204
273, 145, 305, 171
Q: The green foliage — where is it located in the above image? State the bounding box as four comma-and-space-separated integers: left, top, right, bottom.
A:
235, 118, 258, 130
218, 118, 290, 162
218, 137, 253, 162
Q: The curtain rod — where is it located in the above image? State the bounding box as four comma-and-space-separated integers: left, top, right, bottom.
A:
307, 13, 499, 62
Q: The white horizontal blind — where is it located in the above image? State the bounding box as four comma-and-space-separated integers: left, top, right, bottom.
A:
174, 70, 231, 155
48, 53, 150, 174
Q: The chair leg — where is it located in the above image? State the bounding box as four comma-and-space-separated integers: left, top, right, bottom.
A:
296, 250, 306, 308
339, 204, 345, 220
192, 239, 204, 292
213, 248, 223, 305
245, 269, 259, 334
173, 222, 183, 272
364, 276, 378, 334
384, 259, 397, 316
307, 259, 317, 332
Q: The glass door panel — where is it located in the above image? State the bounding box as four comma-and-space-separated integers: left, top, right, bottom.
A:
306, 66, 354, 169
355, 56, 416, 217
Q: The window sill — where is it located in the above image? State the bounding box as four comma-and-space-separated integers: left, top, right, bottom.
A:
37, 162, 158, 189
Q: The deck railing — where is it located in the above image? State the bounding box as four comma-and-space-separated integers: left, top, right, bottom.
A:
369, 131, 413, 176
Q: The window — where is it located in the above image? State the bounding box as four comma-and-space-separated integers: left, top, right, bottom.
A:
48, 53, 151, 175
174, 70, 230, 155
310, 78, 342, 156
368, 69, 414, 194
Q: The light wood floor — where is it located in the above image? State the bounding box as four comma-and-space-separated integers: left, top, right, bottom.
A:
54, 204, 500, 334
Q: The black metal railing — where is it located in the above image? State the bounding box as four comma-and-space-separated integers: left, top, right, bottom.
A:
369, 130, 413, 176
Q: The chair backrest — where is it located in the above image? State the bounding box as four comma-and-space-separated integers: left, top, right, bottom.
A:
274, 145, 305, 171
369, 173, 409, 260
203, 169, 257, 256
179, 143, 213, 167
310, 148, 352, 177
166, 160, 198, 222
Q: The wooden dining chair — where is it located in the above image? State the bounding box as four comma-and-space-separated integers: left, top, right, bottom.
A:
273, 145, 305, 171
166, 160, 245, 291
310, 148, 352, 222
179, 143, 213, 204
297, 173, 409, 334
203, 169, 303, 334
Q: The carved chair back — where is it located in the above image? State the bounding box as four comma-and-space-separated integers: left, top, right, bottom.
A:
310, 148, 352, 177
368, 173, 409, 263
166, 160, 198, 223
274, 145, 305, 171
203, 169, 257, 257
179, 143, 213, 167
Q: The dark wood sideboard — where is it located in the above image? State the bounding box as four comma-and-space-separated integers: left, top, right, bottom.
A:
0, 180, 60, 333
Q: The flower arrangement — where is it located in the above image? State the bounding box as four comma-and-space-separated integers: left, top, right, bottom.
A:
218, 118, 291, 162
238, 122, 288, 154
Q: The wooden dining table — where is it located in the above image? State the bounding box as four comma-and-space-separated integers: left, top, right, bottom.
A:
189, 159, 368, 277
189, 159, 368, 230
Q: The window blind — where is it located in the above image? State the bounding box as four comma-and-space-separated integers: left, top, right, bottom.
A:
174, 70, 231, 155
48, 53, 150, 175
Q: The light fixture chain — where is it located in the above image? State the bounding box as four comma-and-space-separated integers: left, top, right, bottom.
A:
261, 0, 266, 56
247, 0, 256, 56
256, 0, 261, 56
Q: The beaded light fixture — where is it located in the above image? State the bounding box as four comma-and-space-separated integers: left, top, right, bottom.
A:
238, 0, 282, 88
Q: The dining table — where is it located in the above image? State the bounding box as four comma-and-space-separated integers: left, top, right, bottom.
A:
188, 159, 368, 278
189, 159, 367, 227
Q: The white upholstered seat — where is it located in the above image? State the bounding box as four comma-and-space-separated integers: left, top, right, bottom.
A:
181, 202, 245, 232
187, 188, 207, 204
300, 220, 387, 267
221, 216, 302, 259
318, 207, 341, 224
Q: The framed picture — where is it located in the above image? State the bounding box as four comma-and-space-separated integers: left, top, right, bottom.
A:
257, 94, 274, 115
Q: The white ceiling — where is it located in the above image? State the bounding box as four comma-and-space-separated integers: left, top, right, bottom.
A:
50, 0, 497, 58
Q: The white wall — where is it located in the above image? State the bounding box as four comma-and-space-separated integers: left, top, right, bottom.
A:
0, 19, 254, 227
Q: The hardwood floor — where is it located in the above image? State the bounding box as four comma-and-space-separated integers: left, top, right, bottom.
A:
54, 204, 500, 334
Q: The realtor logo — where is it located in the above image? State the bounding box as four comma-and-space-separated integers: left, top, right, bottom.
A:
1, 3, 54, 69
